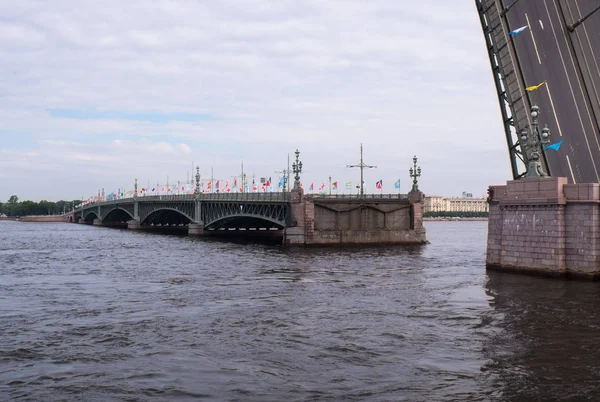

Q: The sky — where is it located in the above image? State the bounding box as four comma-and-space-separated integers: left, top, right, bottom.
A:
0, 0, 511, 202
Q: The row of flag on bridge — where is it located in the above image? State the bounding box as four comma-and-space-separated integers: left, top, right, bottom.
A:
86, 178, 403, 203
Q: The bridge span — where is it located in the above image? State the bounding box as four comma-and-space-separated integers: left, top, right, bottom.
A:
70, 189, 427, 246
477, 0, 600, 183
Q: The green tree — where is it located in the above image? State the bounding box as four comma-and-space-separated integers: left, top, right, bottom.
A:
8, 195, 18, 204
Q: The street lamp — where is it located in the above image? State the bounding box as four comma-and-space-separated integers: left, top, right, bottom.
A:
292, 149, 303, 190
520, 105, 551, 178
194, 166, 201, 195
409, 155, 421, 192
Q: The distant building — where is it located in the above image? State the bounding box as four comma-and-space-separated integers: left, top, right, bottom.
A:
424, 194, 488, 213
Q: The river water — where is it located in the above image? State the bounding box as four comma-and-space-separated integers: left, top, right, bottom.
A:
1, 221, 599, 401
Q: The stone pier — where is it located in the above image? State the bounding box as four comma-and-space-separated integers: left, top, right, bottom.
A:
486, 177, 600, 279
284, 189, 427, 246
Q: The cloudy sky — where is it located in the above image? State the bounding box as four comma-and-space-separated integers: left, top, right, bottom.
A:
0, 0, 510, 201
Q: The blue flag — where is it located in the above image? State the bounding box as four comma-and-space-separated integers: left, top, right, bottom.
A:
543, 140, 563, 151
509, 25, 528, 36
394, 179, 400, 189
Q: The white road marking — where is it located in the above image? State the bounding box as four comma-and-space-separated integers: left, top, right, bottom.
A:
539, 20, 544, 30
565, 155, 577, 183
545, 82, 563, 136
525, 13, 542, 64
545, 0, 600, 181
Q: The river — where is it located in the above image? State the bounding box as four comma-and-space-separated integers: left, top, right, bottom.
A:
1, 221, 599, 401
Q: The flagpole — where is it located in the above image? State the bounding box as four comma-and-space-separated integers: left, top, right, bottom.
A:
287, 153, 290, 192
211, 166, 214, 194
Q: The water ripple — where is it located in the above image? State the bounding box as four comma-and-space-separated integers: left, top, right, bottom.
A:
2, 221, 600, 401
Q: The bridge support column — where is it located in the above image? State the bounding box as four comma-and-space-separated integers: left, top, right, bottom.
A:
284, 188, 307, 246
127, 219, 142, 230
188, 223, 205, 236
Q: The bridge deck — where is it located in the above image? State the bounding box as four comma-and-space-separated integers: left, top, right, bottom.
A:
478, 0, 600, 183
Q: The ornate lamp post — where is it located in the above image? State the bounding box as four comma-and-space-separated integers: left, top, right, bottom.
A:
292, 149, 303, 190
409, 155, 421, 192
134, 178, 138, 198
194, 166, 201, 195
520, 105, 551, 178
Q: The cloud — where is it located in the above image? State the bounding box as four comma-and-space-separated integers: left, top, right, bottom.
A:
47, 108, 221, 123
0, 0, 509, 201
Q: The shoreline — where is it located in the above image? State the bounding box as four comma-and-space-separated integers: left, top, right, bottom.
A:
0, 215, 66, 223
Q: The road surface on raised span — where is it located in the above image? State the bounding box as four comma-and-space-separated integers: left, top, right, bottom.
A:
502, 0, 600, 183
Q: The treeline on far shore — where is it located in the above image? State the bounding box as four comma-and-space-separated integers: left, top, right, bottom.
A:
424, 211, 489, 218
1, 195, 79, 217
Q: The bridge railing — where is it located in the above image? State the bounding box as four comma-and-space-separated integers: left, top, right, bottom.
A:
73, 192, 292, 212
308, 193, 409, 200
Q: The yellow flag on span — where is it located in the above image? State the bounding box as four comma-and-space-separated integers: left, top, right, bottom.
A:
526, 81, 546, 91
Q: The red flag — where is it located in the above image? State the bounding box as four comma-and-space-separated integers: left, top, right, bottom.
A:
376, 180, 382, 189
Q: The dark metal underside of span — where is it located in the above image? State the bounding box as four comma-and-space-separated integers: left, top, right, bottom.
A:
476, 0, 600, 183
76, 200, 290, 229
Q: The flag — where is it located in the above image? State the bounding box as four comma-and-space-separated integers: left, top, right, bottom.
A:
345, 181, 352, 189
394, 179, 400, 189
278, 176, 285, 187
225, 180, 229, 188
253, 185, 258, 192
216, 180, 220, 189
320, 182, 325, 190
332, 181, 338, 190
234, 179, 237, 187
376, 180, 382, 189
509, 25, 528, 36
262, 185, 266, 192
207, 182, 212, 190
309, 183, 314, 191
526, 81, 546, 91
265, 179, 271, 187
543, 140, 563, 151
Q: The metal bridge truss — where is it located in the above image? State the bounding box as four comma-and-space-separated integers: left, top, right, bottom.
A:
139, 201, 195, 225
100, 204, 135, 222
78, 206, 98, 222
475, 0, 550, 179
202, 202, 290, 229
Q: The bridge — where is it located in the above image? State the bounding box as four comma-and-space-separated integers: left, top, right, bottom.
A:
72, 192, 291, 232
476, 0, 600, 183
70, 189, 427, 246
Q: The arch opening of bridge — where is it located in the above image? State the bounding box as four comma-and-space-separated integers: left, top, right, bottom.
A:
82, 211, 99, 223
205, 215, 286, 231
141, 208, 194, 227
102, 208, 134, 225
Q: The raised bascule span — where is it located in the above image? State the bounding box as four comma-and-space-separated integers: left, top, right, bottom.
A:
476, 0, 600, 183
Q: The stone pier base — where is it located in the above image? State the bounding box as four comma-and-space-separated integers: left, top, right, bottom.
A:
93, 219, 103, 226
284, 189, 426, 247
487, 177, 600, 279
188, 223, 205, 236
127, 219, 142, 230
